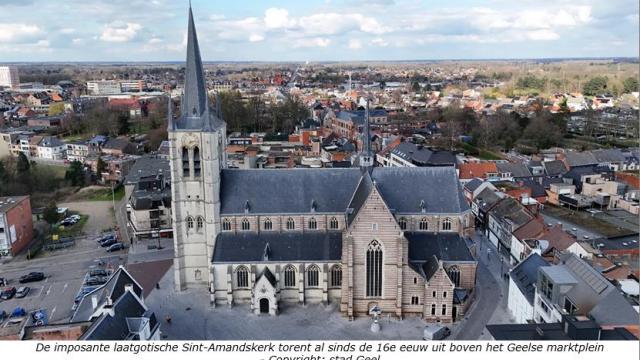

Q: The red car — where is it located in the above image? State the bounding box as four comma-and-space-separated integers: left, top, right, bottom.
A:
0, 287, 16, 300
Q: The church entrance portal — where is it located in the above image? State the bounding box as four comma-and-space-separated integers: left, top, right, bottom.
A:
259, 298, 269, 314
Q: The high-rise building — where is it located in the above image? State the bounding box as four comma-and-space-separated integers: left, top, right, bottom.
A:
0, 66, 20, 89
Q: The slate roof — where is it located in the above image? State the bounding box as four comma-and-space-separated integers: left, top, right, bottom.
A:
346, 170, 373, 225
591, 149, 625, 163
565, 151, 598, 167
219, 167, 469, 216
474, 187, 503, 212
542, 160, 567, 176
464, 178, 483, 192
172, 5, 223, 131
80, 291, 155, 340
496, 162, 532, 178
509, 253, 549, 304
489, 197, 533, 228
38, 136, 64, 148
405, 232, 475, 263
71, 267, 144, 322
125, 156, 170, 185
212, 231, 342, 263
391, 142, 456, 166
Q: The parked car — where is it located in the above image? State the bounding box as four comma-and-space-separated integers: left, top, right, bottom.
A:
85, 277, 107, 286
0, 287, 17, 300
88, 269, 109, 277
15, 287, 30, 298
106, 243, 125, 252
70, 215, 81, 221
19, 272, 45, 284
423, 324, 451, 340
97, 233, 115, 242
100, 239, 117, 247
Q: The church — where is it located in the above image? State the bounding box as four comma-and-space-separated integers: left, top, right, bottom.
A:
169, 5, 477, 323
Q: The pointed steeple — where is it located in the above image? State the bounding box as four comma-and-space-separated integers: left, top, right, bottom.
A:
364, 99, 371, 156
182, 4, 208, 120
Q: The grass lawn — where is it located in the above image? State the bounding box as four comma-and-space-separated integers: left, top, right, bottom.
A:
85, 185, 126, 202
543, 205, 634, 238
53, 215, 89, 238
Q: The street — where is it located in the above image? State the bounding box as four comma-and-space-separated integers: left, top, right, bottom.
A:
452, 230, 515, 340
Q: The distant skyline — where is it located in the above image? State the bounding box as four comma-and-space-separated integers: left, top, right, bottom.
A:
0, 0, 638, 62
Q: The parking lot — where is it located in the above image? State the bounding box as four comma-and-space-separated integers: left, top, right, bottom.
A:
0, 232, 127, 324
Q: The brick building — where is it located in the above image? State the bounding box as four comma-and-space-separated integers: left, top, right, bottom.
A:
0, 195, 34, 257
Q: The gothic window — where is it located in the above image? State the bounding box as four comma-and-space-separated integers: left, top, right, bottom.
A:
181, 146, 189, 177
186, 216, 194, 229
366, 240, 383, 297
235, 266, 249, 288
431, 304, 436, 315
419, 217, 428, 231
284, 265, 296, 288
263, 218, 272, 231
196, 216, 204, 230
241, 218, 250, 231
442, 304, 447, 315
286, 217, 295, 230
330, 265, 342, 287
411, 296, 419, 305
193, 146, 201, 177
442, 217, 452, 231
329, 217, 339, 230
307, 265, 320, 287
398, 217, 407, 230
308, 217, 317, 230
222, 218, 231, 231
447, 266, 461, 287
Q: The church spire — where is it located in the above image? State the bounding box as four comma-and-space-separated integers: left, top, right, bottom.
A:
182, 3, 208, 120
364, 99, 371, 156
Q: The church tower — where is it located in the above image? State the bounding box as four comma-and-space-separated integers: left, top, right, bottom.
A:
169, 4, 226, 291
358, 99, 374, 167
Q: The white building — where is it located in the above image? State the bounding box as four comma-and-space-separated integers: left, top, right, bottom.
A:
37, 136, 66, 160
507, 253, 549, 323
87, 80, 122, 95
0, 66, 20, 89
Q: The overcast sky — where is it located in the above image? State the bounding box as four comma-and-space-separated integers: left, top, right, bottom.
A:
0, 0, 638, 62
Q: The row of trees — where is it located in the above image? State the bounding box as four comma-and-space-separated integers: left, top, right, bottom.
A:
512, 74, 638, 96
217, 91, 310, 134
0, 153, 66, 197
437, 102, 566, 153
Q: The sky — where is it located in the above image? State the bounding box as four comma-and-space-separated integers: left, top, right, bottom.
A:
0, 0, 638, 62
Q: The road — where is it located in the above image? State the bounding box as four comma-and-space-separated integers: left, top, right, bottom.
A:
452, 230, 513, 340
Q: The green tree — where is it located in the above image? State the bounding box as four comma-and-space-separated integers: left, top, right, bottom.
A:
16, 152, 30, 174
583, 76, 608, 96
96, 157, 107, 176
411, 80, 421, 92
623, 77, 639, 94
0, 161, 7, 195
43, 201, 60, 226
117, 113, 130, 135
65, 160, 86, 187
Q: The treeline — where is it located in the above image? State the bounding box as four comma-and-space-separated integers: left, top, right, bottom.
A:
512, 74, 638, 96
436, 102, 566, 153
216, 91, 310, 134
0, 154, 66, 196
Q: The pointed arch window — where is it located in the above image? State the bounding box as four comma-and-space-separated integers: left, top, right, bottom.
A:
186, 216, 194, 229
330, 265, 342, 287
222, 218, 231, 231
284, 265, 296, 288
286, 217, 295, 230
241, 218, 250, 231
181, 146, 189, 177
193, 146, 201, 177
263, 218, 273, 231
398, 217, 407, 230
329, 217, 339, 230
308, 217, 317, 230
235, 266, 249, 288
366, 240, 383, 297
442, 217, 452, 231
447, 266, 461, 287
196, 216, 204, 230
306, 265, 320, 287
419, 218, 428, 231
